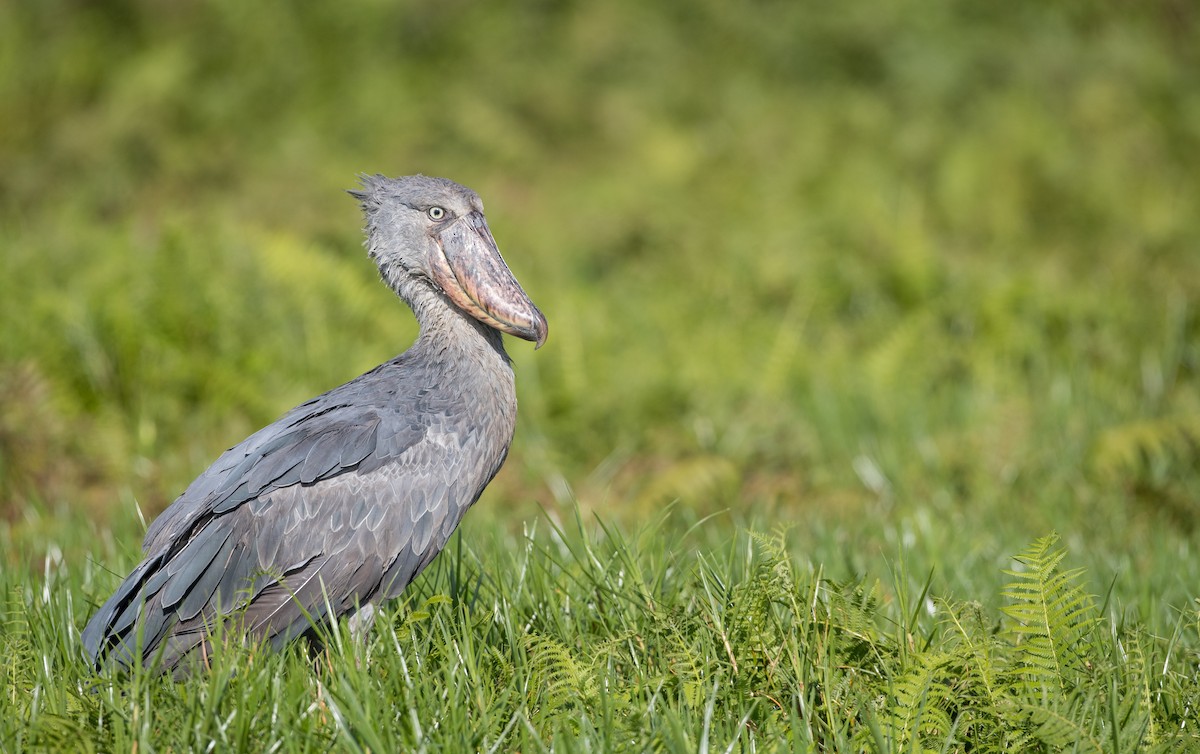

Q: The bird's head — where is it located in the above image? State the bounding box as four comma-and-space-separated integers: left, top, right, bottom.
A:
351, 174, 547, 348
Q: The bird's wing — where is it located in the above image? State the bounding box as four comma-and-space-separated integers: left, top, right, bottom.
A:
82, 397, 494, 670
141, 381, 425, 555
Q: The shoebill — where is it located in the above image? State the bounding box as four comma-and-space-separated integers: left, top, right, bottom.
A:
82, 174, 547, 672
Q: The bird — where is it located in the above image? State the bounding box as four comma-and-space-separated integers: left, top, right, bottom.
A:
81, 174, 547, 673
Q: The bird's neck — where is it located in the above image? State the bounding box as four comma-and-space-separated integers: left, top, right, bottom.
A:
398, 277, 519, 444
397, 275, 512, 373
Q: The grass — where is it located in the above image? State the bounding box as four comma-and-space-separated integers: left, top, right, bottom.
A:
5, 508, 1199, 751
2, 0, 1200, 750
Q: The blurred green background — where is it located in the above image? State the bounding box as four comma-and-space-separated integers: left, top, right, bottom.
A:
1, 0, 1198, 606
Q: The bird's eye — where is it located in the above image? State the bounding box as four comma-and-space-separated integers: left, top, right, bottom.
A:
427, 207, 446, 221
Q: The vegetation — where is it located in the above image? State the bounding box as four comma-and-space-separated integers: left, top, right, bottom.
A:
2, 0, 1198, 750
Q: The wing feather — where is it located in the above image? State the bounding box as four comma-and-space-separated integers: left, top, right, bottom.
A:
160, 527, 233, 607
178, 537, 240, 621
143, 387, 418, 553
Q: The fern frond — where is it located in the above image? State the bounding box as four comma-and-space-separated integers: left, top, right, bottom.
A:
722, 529, 799, 677
1122, 631, 1157, 746
1093, 415, 1200, 480
824, 578, 883, 648
523, 633, 596, 718
1001, 533, 1099, 696
875, 650, 956, 748
1019, 698, 1105, 753
938, 599, 1038, 751
661, 619, 709, 708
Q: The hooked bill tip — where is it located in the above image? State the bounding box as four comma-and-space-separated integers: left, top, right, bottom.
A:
532, 314, 548, 349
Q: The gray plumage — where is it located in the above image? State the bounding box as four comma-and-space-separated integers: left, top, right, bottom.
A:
82, 175, 547, 672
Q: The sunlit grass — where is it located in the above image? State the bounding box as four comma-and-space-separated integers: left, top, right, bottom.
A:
4, 504, 1199, 751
